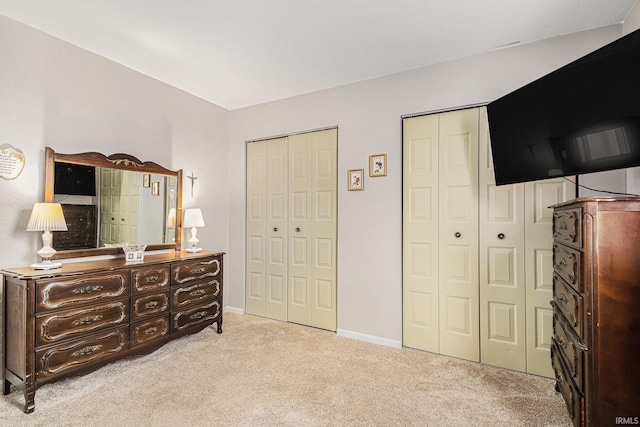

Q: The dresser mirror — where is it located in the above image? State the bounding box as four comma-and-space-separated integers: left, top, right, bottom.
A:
44, 147, 182, 259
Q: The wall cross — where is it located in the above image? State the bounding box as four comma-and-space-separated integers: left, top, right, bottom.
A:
187, 172, 198, 197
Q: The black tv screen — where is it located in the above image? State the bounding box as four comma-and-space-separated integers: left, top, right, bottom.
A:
54, 162, 96, 196
487, 29, 640, 186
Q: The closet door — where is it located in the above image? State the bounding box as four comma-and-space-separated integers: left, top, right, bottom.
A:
479, 109, 575, 375
403, 109, 479, 362
246, 130, 337, 331
288, 129, 337, 331
246, 138, 289, 320
403, 114, 440, 352
479, 107, 527, 371
438, 109, 479, 362
524, 178, 574, 377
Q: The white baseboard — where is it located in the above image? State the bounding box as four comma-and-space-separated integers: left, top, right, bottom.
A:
337, 328, 402, 349
223, 306, 245, 315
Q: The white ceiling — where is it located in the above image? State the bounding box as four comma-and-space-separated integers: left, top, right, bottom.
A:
0, 0, 637, 110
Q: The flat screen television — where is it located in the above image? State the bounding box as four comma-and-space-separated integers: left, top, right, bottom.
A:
54, 162, 96, 196
487, 29, 640, 186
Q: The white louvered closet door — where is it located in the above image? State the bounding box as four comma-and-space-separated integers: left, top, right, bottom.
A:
246, 129, 337, 331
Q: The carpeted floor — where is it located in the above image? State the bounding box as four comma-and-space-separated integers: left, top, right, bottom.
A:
0, 312, 572, 426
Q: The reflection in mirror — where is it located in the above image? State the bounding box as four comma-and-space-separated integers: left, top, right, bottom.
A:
44, 147, 182, 259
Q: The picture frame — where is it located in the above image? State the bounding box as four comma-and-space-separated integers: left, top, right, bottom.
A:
369, 154, 387, 177
143, 173, 151, 188
151, 181, 160, 196
348, 169, 364, 191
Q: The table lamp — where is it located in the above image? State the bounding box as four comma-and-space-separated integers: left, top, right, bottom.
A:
183, 208, 205, 253
26, 202, 68, 269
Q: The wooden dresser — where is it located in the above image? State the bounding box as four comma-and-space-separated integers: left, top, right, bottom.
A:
1, 250, 223, 413
551, 198, 640, 426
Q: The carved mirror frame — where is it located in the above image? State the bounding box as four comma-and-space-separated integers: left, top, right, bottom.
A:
44, 147, 183, 259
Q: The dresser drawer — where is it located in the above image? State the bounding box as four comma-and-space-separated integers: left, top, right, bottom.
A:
171, 278, 220, 310
551, 343, 583, 427
36, 271, 129, 312
131, 266, 171, 295
130, 315, 170, 347
172, 257, 221, 285
35, 300, 129, 346
553, 243, 582, 293
553, 310, 587, 388
171, 299, 221, 333
131, 292, 169, 320
36, 327, 128, 383
553, 273, 584, 339
553, 208, 582, 248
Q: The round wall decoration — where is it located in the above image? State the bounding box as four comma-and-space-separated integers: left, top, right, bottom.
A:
0, 144, 26, 180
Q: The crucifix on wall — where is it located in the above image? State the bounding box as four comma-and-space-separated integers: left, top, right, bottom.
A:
187, 172, 198, 197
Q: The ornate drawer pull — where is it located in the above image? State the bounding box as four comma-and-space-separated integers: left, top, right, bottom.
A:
557, 293, 568, 304
72, 315, 104, 326
190, 289, 206, 297
190, 311, 207, 320
71, 344, 103, 357
146, 275, 159, 283
73, 285, 104, 295
557, 336, 567, 348
191, 267, 206, 274
145, 301, 159, 309
145, 327, 158, 335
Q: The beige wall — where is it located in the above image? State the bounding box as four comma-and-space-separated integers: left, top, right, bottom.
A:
228, 26, 622, 345
0, 16, 230, 272
1, 11, 634, 346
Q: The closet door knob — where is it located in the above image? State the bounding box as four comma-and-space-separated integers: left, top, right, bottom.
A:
296, 227, 301, 232
273, 227, 278, 232
454, 232, 461, 238
498, 233, 505, 239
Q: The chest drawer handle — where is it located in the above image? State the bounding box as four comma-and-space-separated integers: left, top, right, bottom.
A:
145, 275, 159, 283
73, 285, 104, 295
191, 267, 207, 274
145, 327, 158, 335
557, 293, 568, 304
71, 344, 103, 357
145, 301, 159, 309
72, 315, 104, 326
190, 311, 207, 320
189, 289, 207, 298
557, 336, 567, 348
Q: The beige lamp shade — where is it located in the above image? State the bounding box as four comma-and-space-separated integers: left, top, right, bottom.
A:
26, 203, 68, 232
183, 208, 205, 252
183, 208, 205, 228
167, 208, 177, 228
26, 203, 68, 270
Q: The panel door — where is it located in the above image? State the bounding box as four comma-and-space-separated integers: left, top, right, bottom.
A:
287, 129, 337, 331
246, 140, 268, 317
309, 129, 337, 331
524, 178, 574, 377
438, 109, 480, 362
402, 114, 440, 352
118, 170, 139, 245
100, 168, 121, 246
479, 107, 527, 371
266, 139, 289, 320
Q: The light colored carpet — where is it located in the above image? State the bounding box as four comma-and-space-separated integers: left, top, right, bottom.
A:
0, 312, 571, 426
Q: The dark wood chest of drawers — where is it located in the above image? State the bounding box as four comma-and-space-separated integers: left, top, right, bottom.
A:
551, 198, 640, 426
1, 250, 223, 413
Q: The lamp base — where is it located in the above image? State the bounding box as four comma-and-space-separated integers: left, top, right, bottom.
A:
31, 260, 62, 270
185, 247, 202, 253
